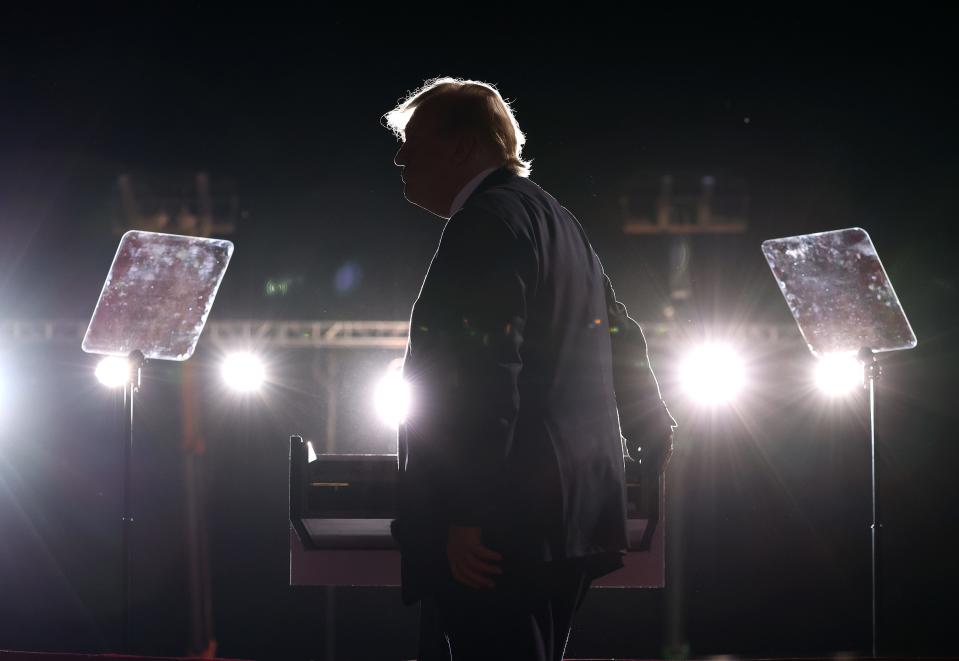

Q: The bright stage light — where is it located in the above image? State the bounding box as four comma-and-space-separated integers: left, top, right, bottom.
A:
95, 356, 131, 388
373, 361, 410, 428
679, 343, 746, 405
815, 353, 863, 396
221, 352, 265, 392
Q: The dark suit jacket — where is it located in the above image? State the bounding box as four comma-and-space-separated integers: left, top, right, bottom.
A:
391, 168, 675, 605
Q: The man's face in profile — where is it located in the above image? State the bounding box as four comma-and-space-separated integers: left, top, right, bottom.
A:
393, 104, 459, 217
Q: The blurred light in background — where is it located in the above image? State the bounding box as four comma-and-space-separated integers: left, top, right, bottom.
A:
221, 352, 265, 392
814, 353, 862, 396
679, 343, 746, 405
334, 261, 363, 295
264, 278, 292, 297
95, 356, 131, 388
373, 358, 410, 428
0, 367, 5, 427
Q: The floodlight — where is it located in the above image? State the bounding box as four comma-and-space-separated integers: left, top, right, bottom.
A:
815, 353, 863, 396
679, 343, 745, 405
96, 356, 131, 388
373, 361, 410, 428
221, 352, 265, 392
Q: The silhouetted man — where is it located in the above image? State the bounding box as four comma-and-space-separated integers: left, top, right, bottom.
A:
384, 77, 675, 661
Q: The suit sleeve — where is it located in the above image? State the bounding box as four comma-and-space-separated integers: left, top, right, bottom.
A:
413, 207, 530, 526
603, 272, 677, 465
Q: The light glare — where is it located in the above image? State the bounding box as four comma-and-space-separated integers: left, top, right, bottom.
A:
95, 356, 131, 388
221, 353, 265, 392
680, 344, 746, 405
815, 353, 862, 396
373, 362, 410, 428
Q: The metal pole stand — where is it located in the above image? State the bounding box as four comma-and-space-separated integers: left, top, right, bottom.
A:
858, 347, 882, 658
122, 350, 145, 652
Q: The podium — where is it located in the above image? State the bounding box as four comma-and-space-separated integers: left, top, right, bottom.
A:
288, 436, 666, 589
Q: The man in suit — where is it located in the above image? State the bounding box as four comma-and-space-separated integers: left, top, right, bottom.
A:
384, 77, 675, 660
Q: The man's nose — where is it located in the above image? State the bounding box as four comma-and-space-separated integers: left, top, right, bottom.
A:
394, 143, 406, 167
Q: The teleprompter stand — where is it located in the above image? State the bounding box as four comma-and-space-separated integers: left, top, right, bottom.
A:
762, 227, 916, 656
82, 231, 233, 651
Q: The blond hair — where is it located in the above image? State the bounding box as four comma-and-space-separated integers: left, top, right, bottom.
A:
383, 77, 532, 177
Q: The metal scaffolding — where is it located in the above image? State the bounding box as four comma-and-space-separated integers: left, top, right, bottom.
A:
0, 319, 798, 350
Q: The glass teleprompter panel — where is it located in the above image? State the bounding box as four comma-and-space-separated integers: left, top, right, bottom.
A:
762, 227, 916, 357
82, 231, 234, 361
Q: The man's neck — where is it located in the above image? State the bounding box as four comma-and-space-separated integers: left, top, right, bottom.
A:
447, 164, 502, 218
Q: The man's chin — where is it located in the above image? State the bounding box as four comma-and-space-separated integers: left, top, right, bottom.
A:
403, 190, 446, 219
402, 188, 420, 208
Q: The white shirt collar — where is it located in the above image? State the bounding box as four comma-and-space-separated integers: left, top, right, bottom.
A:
448, 166, 499, 218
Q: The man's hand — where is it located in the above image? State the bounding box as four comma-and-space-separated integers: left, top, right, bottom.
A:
446, 525, 503, 589
657, 436, 673, 474
626, 430, 673, 475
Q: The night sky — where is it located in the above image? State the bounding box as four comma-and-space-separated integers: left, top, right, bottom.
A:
1, 8, 958, 660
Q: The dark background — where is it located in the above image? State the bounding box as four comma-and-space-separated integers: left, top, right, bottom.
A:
1, 7, 957, 660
